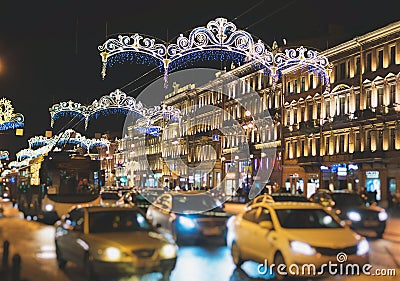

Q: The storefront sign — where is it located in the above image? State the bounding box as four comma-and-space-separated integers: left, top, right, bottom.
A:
337, 167, 347, 176
366, 171, 379, 178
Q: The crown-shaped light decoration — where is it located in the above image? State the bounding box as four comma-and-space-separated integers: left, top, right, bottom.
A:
15, 129, 110, 164
0, 98, 24, 130
28, 129, 110, 151
98, 17, 332, 89
0, 150, 9, 160
49, 89, 181, 133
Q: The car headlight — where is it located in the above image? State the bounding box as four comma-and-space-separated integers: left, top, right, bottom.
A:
347, 211, 362, 222
44, 204, 54, 212
357, 239, 369, 256
104, 247, 121, 260
290, 241, 316, 256
179, 216, 196, 229
378, 211, 388, 221
160, 244, 177, 259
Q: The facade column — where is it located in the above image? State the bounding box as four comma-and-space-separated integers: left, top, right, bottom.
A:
396, 75, 400, 104
396, 122, 400, 150
360, 126, 365, 152
371, 129, 377, 152
329, 132, 335, 155
383, 125, 389, 151
304, 138, 309, 157
384, 80, 390, 106
312, 135, 317, 156
349, 87, 356, 114
371, 82, 378, 109
349, 128, 355, 153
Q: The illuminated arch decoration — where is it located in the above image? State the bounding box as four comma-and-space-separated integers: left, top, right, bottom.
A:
16, 129, 110, 163
49, 89, 181, 133
0, 98, 24, 130
0, 150, 9, 160
27, 129, 110, 152
98, 17, 332, 89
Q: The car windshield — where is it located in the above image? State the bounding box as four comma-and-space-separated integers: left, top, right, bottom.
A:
172, 195, 219, 212
275, 208, 342, 229
89, 210, 152, 233
330, 193, 366, 207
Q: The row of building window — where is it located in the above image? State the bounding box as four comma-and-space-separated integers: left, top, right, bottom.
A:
285, 78, 399, 126
286, 126, 400, 159
335, 45, 397, 81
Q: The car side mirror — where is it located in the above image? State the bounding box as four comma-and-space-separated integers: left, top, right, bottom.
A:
259, 221, 273, 230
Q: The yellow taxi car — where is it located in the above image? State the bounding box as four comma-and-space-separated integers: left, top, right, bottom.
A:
227, 202, 369, 280
55, 204, 178, 281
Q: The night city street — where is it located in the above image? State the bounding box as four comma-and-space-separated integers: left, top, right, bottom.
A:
0, 204, 400, 281
2, 1, 400, 281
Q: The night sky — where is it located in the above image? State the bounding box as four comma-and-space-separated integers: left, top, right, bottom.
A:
0, 0, 399, 159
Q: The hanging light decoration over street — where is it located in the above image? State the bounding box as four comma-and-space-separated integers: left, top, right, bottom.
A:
98, 17, 332, 89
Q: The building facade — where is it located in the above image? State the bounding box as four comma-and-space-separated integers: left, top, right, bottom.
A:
111, 20, 400, 206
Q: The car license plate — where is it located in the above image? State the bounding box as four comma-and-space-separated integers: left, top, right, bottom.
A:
136, 259, 159, 268
363, 220, 379, 227
203, 227, 221, 236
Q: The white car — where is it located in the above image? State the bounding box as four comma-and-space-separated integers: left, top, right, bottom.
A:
227, 202, 369, 279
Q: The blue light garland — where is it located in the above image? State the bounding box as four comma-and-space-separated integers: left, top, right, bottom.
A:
107, 52, 164, 71
53, 111, 84, 122
168, 50, 247, 72
0, 122, 24, 131
86, 108, 143, 122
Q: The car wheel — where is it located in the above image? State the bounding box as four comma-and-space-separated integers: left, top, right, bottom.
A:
274, 251, 287, 280
55, 242, 67, 269
161, 269, 172, 281
231, 242, 244, 267
84, 253, 96, 281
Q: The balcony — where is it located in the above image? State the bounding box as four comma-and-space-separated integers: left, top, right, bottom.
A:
352, 150, 385, 162
297, 155, 322, 165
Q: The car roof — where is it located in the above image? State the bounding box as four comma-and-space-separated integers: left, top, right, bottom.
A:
271, 193, 305, 196
71, 204, 143, 213
249, 202, 323, 209
315, 189, 357, 193
167, 191, 213, 196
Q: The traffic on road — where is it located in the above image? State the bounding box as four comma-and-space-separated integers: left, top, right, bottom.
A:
1, 188, 399, 281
